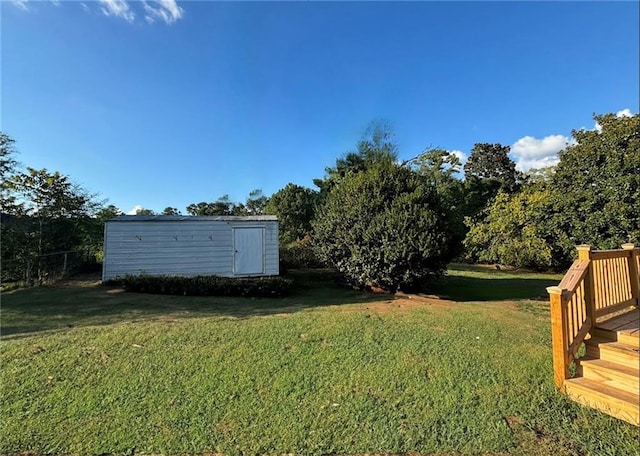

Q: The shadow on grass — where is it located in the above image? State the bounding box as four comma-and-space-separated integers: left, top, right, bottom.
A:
426, 264, 562, 302
0, 270, 392, 339
1, 266, 563, 339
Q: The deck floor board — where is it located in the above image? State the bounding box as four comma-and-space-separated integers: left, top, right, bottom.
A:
596, 308, 639, 336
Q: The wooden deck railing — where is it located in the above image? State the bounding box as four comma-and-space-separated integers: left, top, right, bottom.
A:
547, 244, 640, 390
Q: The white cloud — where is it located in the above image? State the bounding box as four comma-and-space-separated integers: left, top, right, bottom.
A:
511, 134, 576, 172
11, 0, 30, 11
126, 205, 143, 215
587, 108, 634, 132
515, 155, 562, 172
616, 108, 633, 118
99, 0, 135, 23
142, 0, 184, 24
11, 0, 184, 24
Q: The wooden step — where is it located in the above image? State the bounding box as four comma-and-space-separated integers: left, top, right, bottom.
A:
618, 331, 640, 348
564, 377, 639, 426
577, 356, 640, 395
591, 327, 640, 349
594, 309, 640, 348
585, 337, 640, 365
591, 327, 618, 341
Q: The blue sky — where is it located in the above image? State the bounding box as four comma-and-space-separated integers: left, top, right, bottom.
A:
2, 0, 638, 214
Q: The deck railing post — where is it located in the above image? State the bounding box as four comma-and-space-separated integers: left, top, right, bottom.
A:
622, 243, 639, 306
577, 245, 595, 323
547, 286, 570, 390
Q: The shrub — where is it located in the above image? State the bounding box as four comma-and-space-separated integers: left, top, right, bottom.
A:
106, 274, 293, 298
312, 161, 453, 292
279, 235, 323, 270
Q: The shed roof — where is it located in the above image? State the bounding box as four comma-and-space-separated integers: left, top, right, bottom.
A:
107, 215, 278, 222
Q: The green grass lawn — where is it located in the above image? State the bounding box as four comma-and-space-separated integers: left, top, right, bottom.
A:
426, 264, 564, 302
1, 268, 637, 455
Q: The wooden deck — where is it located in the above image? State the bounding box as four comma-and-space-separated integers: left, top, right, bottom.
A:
548, 245, 639, 426
595, 308, 640, 346
566, 309, 639, 425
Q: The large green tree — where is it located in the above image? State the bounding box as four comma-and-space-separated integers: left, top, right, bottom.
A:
463, 143, 521, 191
464, 112, 639, 270
245, 189, 269, 215
96, 204, 124, 221
462, 143, 522, 222
0, 132, 19, 182
4, 167, 99, 283
464, 189, 573, 270
410, 149, 466, 257
77, 205, 125, 263
135, 207, 156, 216
1, 132, 20, 213
186, 190, 269, 217
264, 183, 318, 244
161, 207, 181, 216
552, 112, 639, 248
186, 195, 235, 216
313, 161, 453, 292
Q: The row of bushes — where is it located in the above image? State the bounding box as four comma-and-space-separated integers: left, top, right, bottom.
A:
106, 274, 293, 298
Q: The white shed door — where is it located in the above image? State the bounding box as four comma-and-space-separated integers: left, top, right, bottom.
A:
233, 228, 264, 275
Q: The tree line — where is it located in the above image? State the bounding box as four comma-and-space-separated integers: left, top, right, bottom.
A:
1, 112, 638, 290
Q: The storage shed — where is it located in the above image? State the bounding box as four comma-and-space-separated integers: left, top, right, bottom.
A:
102, 215, 279, 281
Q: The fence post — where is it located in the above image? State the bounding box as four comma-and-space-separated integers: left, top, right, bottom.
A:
576, 245, 595, 323
547, 286, 569, 391
621, 244, 639, 306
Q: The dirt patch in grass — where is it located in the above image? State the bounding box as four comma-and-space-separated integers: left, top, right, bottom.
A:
368, 293, 523, 312
333, 291, 525, 316
334, 294, 457, 315
371, 295, 455, 312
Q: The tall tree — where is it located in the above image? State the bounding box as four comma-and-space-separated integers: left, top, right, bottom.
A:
5, 168, 99, 283
464, 189, 573, 270
186, 202, 211, 216
463, 143, 521, 191
410, 149, 466, 257
552, 112, 639, 248
80, 205, 124, 259
1, 132, 21, 214
313, 161, 453, 291
96, 204, 124, 221
186, 191, 269, 217
186, 195, 236, 216
410, 148, 462, 186
314, 120, 399, 194
135, 208, 155, 216
0, 132, 19, 182
245, 189, 269, 215
462, 143, 522, 222
523, 166, 556, 188
463, 112, 639, 270
264, 183, 318, 244
161, 207, 181, 216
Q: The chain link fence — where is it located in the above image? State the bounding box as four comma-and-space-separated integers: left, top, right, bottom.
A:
1, 250, 101, 287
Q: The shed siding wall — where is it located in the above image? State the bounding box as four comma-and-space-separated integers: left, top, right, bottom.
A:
103, 220, 278, 280
264, 222, 279, 275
